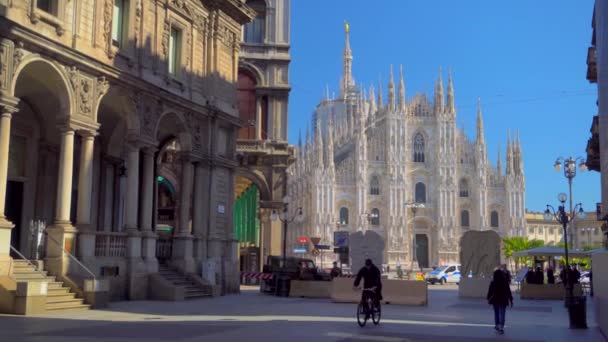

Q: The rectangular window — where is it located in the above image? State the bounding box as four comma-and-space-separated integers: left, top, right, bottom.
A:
168, 27, 181, 76
37, 0, 58, 15
112, 0, 128, 47
244, 15, 265, 43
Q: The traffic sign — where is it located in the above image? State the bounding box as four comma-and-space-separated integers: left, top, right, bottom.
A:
310, 237, 321, 245
315, 245, 331, 250
334, 231, 349, 247
298, 237, 308, 244
293, 248, 307, 254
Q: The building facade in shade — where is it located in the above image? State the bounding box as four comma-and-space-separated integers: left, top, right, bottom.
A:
525, 212, 604, 249
233, 0, 294, 276
287, 25, 527, 269
0, 0, 255, 303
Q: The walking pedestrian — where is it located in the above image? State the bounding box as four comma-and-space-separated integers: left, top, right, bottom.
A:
547, 267, 555, 284
487, 269, 513, 335
534, 267, 544, 284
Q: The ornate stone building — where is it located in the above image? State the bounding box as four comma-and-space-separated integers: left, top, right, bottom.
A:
234, 0, 294, 275
0, 0, 255, 307
287, 25, 526, 269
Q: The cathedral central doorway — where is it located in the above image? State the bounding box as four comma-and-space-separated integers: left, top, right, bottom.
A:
415, 234, 429, 269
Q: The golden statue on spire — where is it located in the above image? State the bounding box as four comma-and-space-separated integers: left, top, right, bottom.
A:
344, 20, 350, 33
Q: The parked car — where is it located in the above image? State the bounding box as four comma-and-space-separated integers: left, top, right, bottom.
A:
426, 264, 461, 284
580, 271, 590, 284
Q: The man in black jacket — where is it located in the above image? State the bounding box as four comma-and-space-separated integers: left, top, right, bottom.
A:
354, 259, 383, 306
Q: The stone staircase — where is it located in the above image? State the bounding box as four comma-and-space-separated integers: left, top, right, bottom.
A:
158, 265, 212, 299
11, 260, 91, 312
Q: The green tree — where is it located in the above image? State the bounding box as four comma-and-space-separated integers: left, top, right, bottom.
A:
502, 237, 545, 271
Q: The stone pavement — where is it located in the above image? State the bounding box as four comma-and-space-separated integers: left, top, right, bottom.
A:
0, 285, 605, 342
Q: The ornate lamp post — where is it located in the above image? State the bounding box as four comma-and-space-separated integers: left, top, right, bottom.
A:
270, 195, 304, 269
544, 193, 586, 329
553, 156, 587, 248
406, 203, 425, 271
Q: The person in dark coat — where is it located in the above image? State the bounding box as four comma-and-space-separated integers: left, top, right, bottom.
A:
354, 259, 383, 307
525, 267, 535, 284
546, 267, 555, 284
487, 269, 514, 335
570, 266, 581, 285
534, 267, 544, 284
330, 262, 342, 279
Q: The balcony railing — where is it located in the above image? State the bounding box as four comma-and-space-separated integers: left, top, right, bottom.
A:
94, 232, 128, 257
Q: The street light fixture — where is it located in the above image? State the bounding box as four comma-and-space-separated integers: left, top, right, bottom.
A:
544, 193, 587, 329
553, 156, 586, 252
270, 195, 304, 269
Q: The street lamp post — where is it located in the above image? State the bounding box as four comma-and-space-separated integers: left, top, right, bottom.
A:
406, 203, 425, 272
544, 193, 587, 329
553, 156, 587, 249
270, 195, 304, 270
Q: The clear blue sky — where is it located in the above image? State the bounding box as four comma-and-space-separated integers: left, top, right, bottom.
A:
288, 0, 601, 214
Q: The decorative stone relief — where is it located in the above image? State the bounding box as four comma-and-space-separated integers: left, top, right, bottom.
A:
161, 19, 171, 58
103, 0, 114, 58
459, 230, 501, 278
130, 92, 161, 141
134, 0, 142, 45
184, 111, 203, 153
65, 67, 104, 119
0, 40, 13, 92
170, 0, 193, 19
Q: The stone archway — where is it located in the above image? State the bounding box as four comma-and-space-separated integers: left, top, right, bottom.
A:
7, 58, 73, 259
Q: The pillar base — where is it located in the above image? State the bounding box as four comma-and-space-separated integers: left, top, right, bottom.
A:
172, 234, 195, 274
45, 223, 77, 276
77, 227, 96, 259
141, 231, 158, 273
0, 218, 14, 276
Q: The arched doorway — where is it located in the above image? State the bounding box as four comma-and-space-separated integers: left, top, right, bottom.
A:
155, 139, 181, 264
8, 59, 71, 258
234, 175, 261, 283
415, 234, 429, 269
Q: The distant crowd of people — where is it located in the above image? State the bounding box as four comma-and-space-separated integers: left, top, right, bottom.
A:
524, 265, 582, 286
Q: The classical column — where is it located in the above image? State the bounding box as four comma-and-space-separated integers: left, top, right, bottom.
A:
46, 126, 78, 277
140, 147, 158, 272
172, 155, 195, 273
124, 143, 146, 300
255, 97, 262, 140
192, 162, 207, 268
77, 131, 97, 259
0, 99, 19, 276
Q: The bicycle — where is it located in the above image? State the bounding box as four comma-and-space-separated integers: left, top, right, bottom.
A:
355, 287, 381, 327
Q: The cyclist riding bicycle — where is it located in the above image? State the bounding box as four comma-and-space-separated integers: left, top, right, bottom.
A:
353, 259, 383, 306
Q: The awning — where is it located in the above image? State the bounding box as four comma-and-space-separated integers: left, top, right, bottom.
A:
512, 246, 591, 258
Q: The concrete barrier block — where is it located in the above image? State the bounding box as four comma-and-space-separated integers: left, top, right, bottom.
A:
330, 277, 360, 303
459, 277, 491, 298
383, 279, 427, 306
289, 280, 331, 298
520, 283, 582, 300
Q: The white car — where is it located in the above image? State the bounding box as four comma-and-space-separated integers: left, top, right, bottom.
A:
426, 264, 461, 284
580, 271, 590, 284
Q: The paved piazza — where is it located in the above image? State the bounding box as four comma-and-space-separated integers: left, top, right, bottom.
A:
0, 286, 604, 342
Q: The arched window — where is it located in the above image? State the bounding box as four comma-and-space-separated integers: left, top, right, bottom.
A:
491, 211, 499, 228
461, 210, 470, 228
339, 207, 349, 225
415, 182, 426, 203
244, 0, 266, 43
237, 70, 268, 140
413, 132, 425, 163
459, 179, 469, 197
370, 176, 380, 195
371, 208, 380, 226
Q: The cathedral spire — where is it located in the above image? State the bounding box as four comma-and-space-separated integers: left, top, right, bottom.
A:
515, 129, 524, 175
497, 145, 502, 177
434, 67, 444, 113
446, 68, 455, 116
506, 130, 513, 175
369, 84, 377, 115
388, 65, 395, 111
315, 119, 324, 169
341, 21, 354, 98
476, 98, 485, 145
377, 75, 384, 109
326, 112, 335, 169
398, 65, 406, 112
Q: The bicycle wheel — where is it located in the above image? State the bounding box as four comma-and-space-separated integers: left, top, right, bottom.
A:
356, 303, 367, 327
372, 301, 381, 325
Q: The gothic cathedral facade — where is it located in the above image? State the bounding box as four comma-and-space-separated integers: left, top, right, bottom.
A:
287, 25, 526, 269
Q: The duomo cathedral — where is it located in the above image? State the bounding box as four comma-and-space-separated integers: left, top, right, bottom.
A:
287, 25, 526, 269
